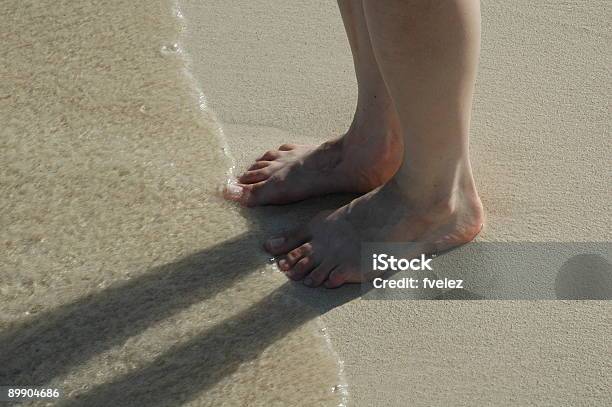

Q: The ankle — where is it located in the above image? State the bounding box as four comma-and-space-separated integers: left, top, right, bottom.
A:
349, 95, 400, 138
391, 158, 482, 215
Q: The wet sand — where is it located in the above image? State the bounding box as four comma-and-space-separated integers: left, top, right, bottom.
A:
1, 1, 346, 406
180, 0, 611, 406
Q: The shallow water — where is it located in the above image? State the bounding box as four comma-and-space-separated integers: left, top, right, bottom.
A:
0, 1, 346, 405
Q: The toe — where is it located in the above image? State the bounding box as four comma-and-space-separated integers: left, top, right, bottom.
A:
241, 179, 293, 206
265, 228, 309, 255
277, 242, 312, 271
223, 181, 246, 203
303, 261, 336, 287
247, 161, 271, 171
324, 266, 354, 289
287, 256, 318, 281
225, 182, 258, 207
238, 169, 271, 184
257, 149, 281, 161
240, 182, 273, 207
278, 143, 297, 151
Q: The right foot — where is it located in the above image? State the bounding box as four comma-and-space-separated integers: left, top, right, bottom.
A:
263, 173, 484, 288
224, 119, 402, 206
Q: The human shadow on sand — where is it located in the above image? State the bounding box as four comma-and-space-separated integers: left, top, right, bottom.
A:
0, 231, 265, 387
1, 194, 486, 407
0, 195, 360, 406
56, 282, 358, 407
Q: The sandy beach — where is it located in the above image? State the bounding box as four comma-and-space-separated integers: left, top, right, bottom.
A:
1, 0, 611, 406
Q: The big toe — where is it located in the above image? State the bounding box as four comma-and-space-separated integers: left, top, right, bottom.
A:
265, 227, 309, 256
324, 266, 356, 289
224, 181, 276, 207
241, 181, 277, 207
223, 181, 245, 203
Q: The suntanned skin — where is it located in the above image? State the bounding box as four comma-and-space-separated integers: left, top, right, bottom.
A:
226, 0, 484, 288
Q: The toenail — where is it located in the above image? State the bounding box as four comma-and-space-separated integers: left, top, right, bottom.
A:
267, 237, 285, 248
224, 182, 243, 199
304, 277, 313, 286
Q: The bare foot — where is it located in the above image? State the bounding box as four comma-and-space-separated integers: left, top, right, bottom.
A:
263, 177, 484, 288
224, 119, 402, 206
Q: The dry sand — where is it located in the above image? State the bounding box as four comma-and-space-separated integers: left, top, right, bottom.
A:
180, 0, 611, 406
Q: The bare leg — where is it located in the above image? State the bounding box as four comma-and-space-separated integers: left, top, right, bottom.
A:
265, 0, 484, 288
225, 0, 402, 206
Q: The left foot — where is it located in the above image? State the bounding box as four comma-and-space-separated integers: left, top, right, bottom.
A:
223, 101, 402, 206
263, 176, 484, 288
